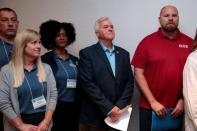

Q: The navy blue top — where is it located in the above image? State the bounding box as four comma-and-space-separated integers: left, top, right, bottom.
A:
54, 51, 78, 102
0, 38, 12, 69
17, 65, 47, 114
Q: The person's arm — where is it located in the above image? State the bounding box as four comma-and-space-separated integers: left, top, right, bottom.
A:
38, 110, 53, 131
10, 117, 38, 131
134, 67, 166, 117
108, 106, 121, 122
38, 64, 57, 131
45, 64, 57, 111
183, 55, 197, 129
171, 99, 184, 118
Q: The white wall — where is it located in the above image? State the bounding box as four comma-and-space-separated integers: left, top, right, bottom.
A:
1, 0, 197, 58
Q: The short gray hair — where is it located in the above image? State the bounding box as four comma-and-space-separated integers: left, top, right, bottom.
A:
94, 17, 110, 33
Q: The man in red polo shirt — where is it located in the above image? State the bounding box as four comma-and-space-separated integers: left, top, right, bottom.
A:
131, 5, 193, 131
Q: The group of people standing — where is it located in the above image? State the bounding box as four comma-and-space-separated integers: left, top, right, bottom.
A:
0, 4, 196, 131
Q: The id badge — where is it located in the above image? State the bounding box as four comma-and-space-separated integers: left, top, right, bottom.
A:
32, 95, 46, 109
67, 79, 77, 88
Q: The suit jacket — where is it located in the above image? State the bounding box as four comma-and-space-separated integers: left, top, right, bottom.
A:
79, 42, 134, 127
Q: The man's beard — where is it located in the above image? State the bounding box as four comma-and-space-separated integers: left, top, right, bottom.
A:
6, 31, 17, 37
162, 24, 178, 33
5, 32, 16, 41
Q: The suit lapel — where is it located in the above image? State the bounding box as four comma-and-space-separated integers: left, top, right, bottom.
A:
115, 46, 121, 79
95, 43, 115, 78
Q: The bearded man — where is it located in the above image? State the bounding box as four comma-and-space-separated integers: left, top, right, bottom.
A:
131, 5, 193, 131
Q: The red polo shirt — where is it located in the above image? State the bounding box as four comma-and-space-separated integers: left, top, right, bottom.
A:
131, 28, 193, 109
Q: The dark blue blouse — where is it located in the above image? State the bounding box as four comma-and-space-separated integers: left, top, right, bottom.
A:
54, 51, 78, 102
17, 65, 47, 114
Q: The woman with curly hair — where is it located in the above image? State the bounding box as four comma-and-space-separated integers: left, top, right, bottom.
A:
40, 20, 79, 131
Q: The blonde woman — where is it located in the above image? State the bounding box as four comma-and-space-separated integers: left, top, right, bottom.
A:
0, 29, 57, 131
183, 32, 197, 131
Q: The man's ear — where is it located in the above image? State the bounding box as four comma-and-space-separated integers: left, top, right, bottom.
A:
95, 31, 99, 37
158, 17, 161, 24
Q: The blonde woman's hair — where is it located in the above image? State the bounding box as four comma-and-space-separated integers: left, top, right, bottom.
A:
10, 29, 46, 87
94, 17, 110, 33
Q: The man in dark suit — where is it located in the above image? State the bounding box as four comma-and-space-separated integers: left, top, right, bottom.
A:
79, 17, 134, 131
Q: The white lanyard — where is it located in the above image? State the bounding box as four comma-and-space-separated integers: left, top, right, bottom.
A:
24, 74, 46, 109
1, 39, 10, 62
58, 59, 77, 79
24, 75, 45, 100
